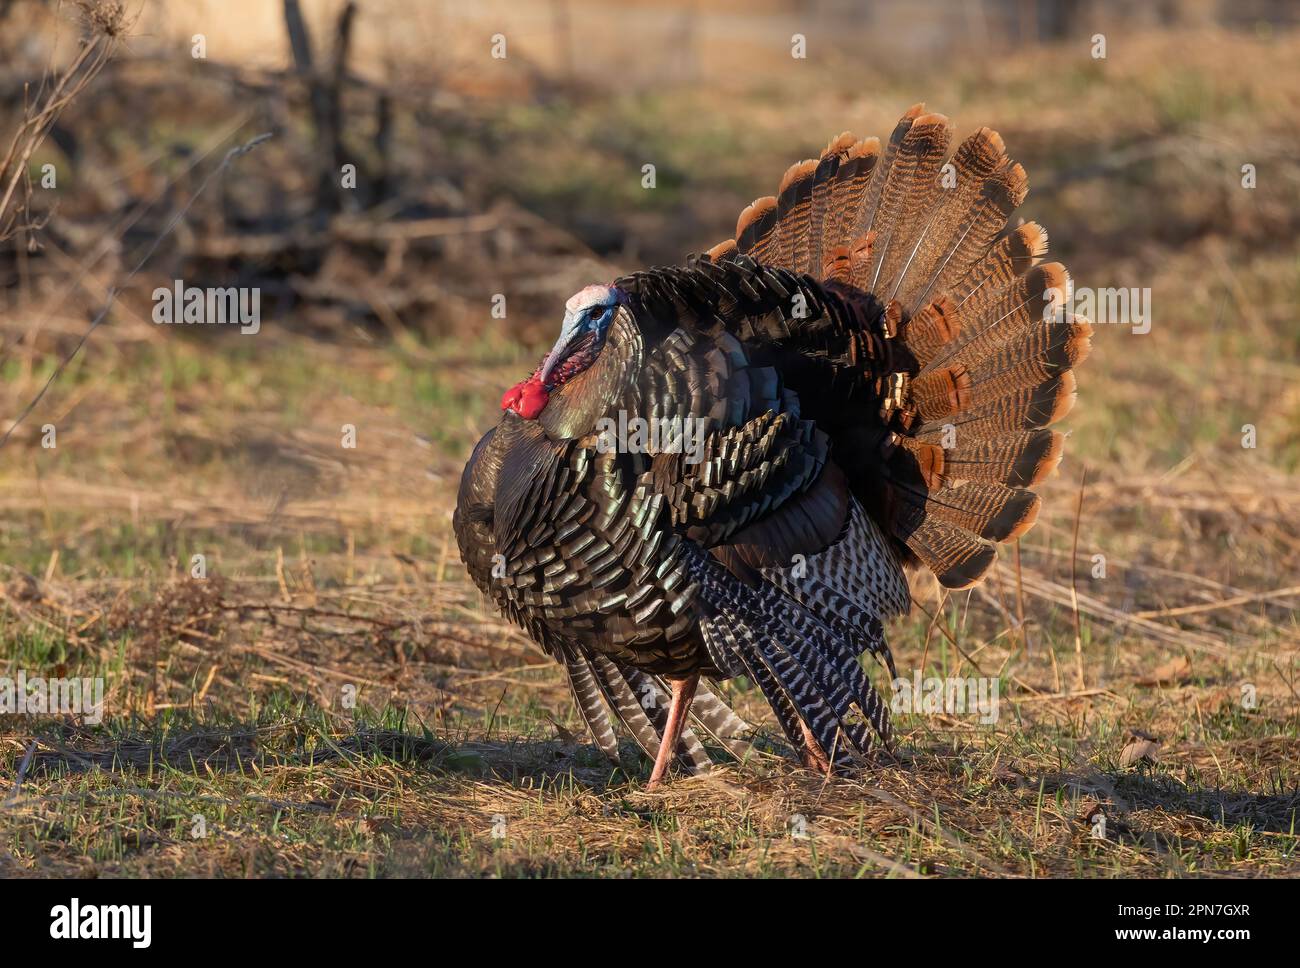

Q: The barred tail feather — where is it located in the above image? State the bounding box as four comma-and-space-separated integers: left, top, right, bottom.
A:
702, 614, 808, 755
709, 105, 1088, 591
562, 646, 621, 764
693, 546, 895, 766
689, 683, 757, 763
587, 653, 713, 775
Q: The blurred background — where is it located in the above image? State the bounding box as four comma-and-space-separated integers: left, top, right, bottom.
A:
2, 0, 1296, 559
0, 0, 1297, 876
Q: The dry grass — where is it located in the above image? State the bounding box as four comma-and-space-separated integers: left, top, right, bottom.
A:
0, 13, 1298, 877
0, 1, 123, 245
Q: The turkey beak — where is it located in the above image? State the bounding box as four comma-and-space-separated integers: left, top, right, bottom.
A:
538, 311, 579, 387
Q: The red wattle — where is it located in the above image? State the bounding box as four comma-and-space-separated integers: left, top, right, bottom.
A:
501, 376, 549, 419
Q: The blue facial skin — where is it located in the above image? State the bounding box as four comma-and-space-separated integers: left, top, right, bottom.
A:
540, 297, 618, 387
582, 303, 614, 337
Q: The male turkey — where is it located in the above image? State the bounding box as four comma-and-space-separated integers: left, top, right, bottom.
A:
455, 105, 1089, 789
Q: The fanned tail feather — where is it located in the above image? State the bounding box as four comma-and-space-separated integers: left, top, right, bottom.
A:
710, 104, 1089, 589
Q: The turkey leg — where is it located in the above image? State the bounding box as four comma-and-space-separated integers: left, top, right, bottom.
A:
799, 719, 833, 774
646, 673, 699, 791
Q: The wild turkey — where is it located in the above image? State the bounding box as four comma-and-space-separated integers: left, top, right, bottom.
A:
455, 105, 1090, 788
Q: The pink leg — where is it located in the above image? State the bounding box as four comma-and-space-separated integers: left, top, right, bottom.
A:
646, 673, 699, 791
799, 719, 833, 775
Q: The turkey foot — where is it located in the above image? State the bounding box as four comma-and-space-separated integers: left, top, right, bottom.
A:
646, 673, 699, 791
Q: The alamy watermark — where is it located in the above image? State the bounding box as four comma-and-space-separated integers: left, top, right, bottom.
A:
0, 671, 104, 725
891, 672, 999, 725
1045, 285, 1151, 335
49, 899, 150, 948
595, 410, 706, 465
152, 280, 260, 334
